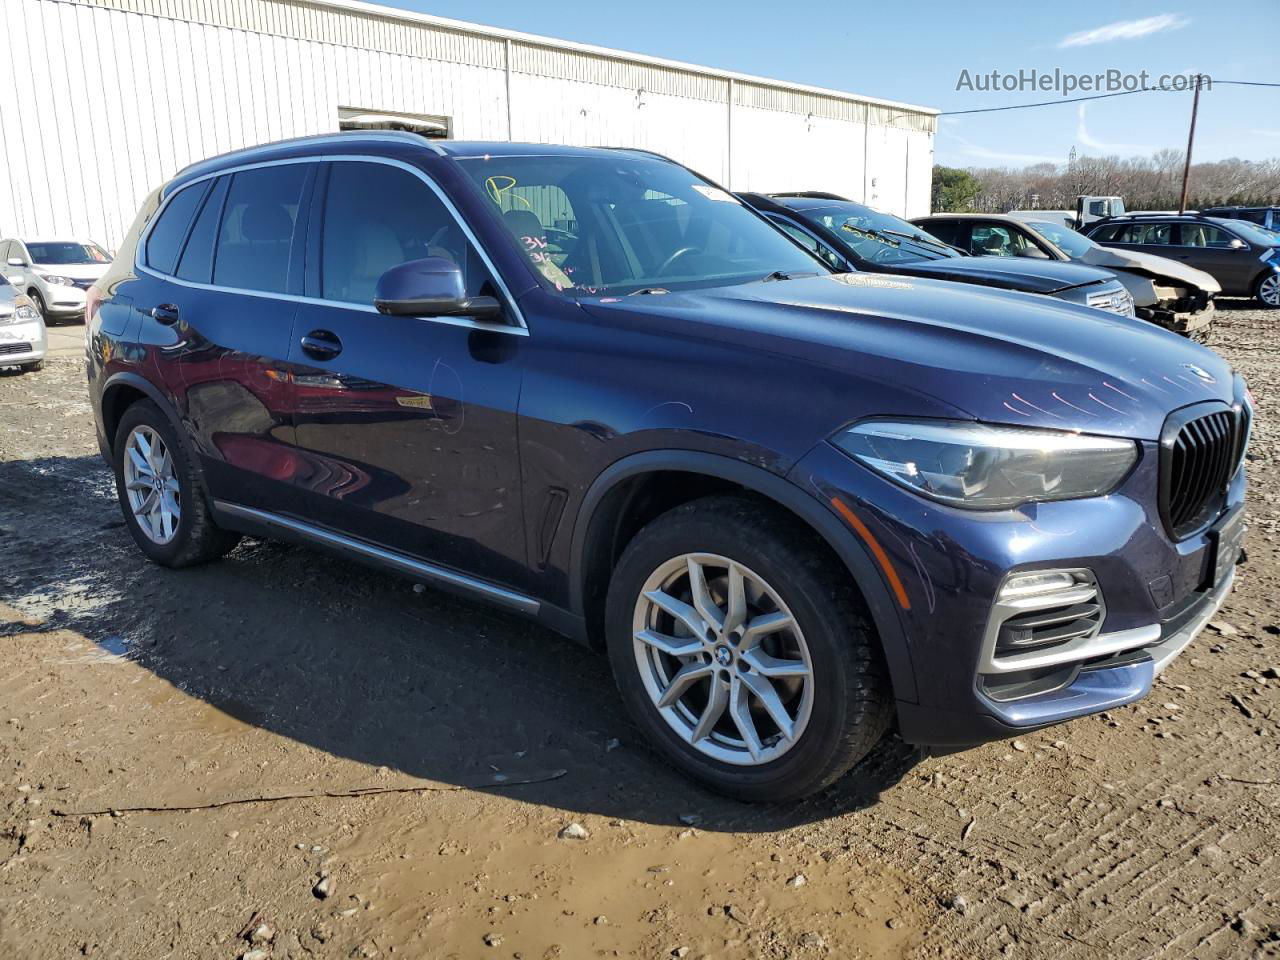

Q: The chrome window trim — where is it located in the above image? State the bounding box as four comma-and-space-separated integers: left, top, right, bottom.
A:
137, 154, 528, 336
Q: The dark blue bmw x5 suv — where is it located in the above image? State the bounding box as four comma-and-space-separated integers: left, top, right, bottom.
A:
86, 133, 1250, 801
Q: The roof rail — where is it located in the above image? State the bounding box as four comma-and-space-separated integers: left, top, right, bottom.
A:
173, 129, 445, 179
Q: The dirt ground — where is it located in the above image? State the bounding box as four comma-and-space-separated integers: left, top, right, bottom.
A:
1, 304, 1277, 960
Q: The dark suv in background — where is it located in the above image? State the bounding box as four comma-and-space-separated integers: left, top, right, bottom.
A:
87, 134, 1249, 801
1086, 213, 1280, 308
738, 192, 1136, 317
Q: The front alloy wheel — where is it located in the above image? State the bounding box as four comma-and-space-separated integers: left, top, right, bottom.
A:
633, 554, 813, 765
606, 495, 891, 802
1258, 273, 1280, 308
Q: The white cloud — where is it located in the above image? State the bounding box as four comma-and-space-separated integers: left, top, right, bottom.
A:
1058, 13, 1191, 48
947, 133, 1060, 167
1075, 104, 1153, 155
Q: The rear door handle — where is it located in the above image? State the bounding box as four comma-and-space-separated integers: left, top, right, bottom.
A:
150, 303, 180, 326
300, 329, 342, 360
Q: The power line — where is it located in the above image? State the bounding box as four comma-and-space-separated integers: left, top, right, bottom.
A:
939, 79, 1279, 116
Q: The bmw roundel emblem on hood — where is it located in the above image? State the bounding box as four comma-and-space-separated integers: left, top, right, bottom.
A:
1183, 362, 1216, 384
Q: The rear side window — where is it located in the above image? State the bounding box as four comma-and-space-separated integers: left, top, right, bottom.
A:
213, 165, 309, 294
177, 177, 229, 282
146, 182, 208, 274
320, 161, 485, 304
920, 220, 961, 246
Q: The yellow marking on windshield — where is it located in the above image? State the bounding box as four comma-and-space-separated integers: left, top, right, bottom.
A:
484, 175, 531, 209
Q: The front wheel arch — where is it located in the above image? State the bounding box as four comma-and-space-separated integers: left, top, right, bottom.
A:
568, 450, 917, 704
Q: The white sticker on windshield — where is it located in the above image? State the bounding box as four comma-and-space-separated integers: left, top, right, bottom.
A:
691, 184, 737, 203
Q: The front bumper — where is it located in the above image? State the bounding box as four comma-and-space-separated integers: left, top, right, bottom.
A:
43, 284, 88, 316
0, 320, 49, 364
791, 437, 1245, 748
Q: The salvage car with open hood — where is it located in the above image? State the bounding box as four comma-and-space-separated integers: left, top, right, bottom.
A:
914, 212, 1218, 337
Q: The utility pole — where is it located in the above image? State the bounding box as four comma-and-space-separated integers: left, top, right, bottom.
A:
1178, 74, 1202, 215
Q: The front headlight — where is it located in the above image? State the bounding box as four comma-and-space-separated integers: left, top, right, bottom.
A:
15, 303, 40, 322
39, 273, 73, 286
833, 419, 1139, 509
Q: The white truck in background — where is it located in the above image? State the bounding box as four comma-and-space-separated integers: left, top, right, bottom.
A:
1009, 195, 1125, 231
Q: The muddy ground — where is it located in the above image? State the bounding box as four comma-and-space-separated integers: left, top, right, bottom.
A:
1, 304, 1277, 960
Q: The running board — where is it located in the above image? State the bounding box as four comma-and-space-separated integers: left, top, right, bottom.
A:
213, 501, 540, 616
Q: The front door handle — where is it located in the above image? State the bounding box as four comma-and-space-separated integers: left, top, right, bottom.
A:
300, 329, 342, 360
150, 303, 180, 326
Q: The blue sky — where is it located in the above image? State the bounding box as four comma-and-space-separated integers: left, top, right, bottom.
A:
374, 1, 1278, 169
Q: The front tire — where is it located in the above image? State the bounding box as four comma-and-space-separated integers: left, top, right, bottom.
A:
1256, 273, 1280, 309
27, 290, 48, 323
112, 400, 239, 567
605, 495, 891, 802
18, 360, 44, 373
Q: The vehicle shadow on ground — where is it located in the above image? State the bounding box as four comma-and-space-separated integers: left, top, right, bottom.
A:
0, 454, 924, 832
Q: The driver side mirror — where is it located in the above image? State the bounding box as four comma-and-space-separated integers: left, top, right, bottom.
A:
6, 257, 25, 267
373, 257, 502, 321
1228, 238, 1247, 250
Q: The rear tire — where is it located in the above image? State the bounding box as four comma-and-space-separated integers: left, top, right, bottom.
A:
1256, 273, 1280, 309
112, 400, 240, 567
605, 494, 892, 802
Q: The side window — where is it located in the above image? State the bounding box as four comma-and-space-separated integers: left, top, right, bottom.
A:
971, 224, 1016, 256
146, 182, 209, 275
1088, 200, 1107, 217
320, 161, 486, 305
1117, 223, 1171, 245
213, 165, 310, 294
920, 220, 959, 245
769, 217, 842, 270
1090, 223, 1122, 242
1181, 224, 1236, 248
177, 177, 229, 283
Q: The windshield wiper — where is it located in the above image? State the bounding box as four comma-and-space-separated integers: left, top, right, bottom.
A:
876, 229, 964, 255
761, 269, 821, 282
628, 286, 670, 295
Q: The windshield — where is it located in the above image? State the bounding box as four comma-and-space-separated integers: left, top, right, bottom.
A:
1216, 220, 1280, 248
800, 202, 957, 263
1027, 221, 1095, 258
26, 241, 111, 265
458, 155, 824, 296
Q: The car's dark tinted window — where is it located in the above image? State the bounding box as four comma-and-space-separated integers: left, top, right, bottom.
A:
320, 161, 485, 304
767, 216, 844, 271
146, 182, 208, 274
212, 165, 309, 294
919, 220, 961, 246
177, 177, 229, 283
1112, 222, 1173, 245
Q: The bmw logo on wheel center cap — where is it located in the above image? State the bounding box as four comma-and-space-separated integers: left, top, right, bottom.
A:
715, 646, 733, 666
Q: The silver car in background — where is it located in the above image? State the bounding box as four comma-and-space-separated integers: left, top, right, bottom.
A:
0, 274, 47, 372
1, 237, 112, 324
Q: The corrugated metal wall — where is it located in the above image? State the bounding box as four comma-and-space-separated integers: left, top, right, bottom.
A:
0, 0, 935, 247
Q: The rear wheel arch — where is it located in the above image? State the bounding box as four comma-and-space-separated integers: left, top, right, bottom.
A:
568, 451, 916, 703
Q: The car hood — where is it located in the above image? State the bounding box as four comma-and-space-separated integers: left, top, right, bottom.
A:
884, 255, 1114, 294
1073, 246, 1221, 293
33, 262, 111, 281
579, 273, 1235, 441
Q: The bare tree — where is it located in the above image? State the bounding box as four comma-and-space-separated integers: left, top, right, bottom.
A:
952, 151, 1280, 213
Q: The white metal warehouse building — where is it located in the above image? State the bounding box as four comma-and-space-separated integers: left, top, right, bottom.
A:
0, 0, 937, 248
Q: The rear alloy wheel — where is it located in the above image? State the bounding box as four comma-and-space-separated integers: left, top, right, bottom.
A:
1257, 273, 1280, 308
606, 495, 891, 802
112, 400, 239, 567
